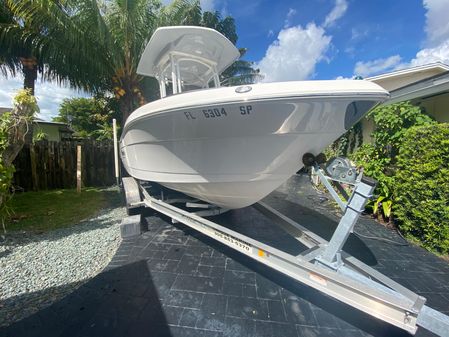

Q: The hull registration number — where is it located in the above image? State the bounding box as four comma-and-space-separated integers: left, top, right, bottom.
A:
184, 105, 253, 120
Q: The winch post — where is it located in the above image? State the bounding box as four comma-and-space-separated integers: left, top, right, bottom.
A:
313, 163, 376, 267
323, 178, 375, 266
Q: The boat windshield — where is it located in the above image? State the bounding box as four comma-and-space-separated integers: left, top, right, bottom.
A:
157, 51, 221, 97
137, 26, 240, 98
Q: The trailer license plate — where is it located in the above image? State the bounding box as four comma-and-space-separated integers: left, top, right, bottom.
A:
213, 230, 252, 254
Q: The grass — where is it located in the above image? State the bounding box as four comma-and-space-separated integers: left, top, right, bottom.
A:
5, 187, 121, 233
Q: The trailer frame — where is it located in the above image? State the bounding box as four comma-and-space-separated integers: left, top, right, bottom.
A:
121, 161, 449, 337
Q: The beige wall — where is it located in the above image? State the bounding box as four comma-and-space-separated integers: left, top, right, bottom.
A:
362, 94, 449, 143
33, 123, 61, 141
361, 118, 375, 143
419, 93, 449, 123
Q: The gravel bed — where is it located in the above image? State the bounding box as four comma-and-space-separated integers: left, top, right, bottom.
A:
0, 205, 125, 327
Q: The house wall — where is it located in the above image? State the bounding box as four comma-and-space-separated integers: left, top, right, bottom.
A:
361, 118, 375, 143
361, 94, 449, 143
33, 124, 61, 141
419, 93, 449, 123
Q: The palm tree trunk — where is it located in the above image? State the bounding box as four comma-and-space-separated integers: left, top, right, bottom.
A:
20, 57, 37, 95
119, 94, 134, 123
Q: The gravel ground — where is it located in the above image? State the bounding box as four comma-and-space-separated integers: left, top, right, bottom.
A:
0, 205, 125, 327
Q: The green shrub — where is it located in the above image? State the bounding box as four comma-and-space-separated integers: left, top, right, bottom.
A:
394, 123, 449, 253
350, 102, 435, 221
0, 112, 16, 229
327, 122, 363, 157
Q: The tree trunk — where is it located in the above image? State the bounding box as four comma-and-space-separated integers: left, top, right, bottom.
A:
2, 105, 35, 167
119, 93, 134, 123
20, 57, 37, 95
19, 57, 37, 144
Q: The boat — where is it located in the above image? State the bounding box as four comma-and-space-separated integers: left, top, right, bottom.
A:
120, 26, 389, 209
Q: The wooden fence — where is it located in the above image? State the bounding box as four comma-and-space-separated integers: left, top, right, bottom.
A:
13, 140, 116, 191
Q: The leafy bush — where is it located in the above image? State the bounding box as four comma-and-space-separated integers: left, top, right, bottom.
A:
0, 111, 16, 230
0, 89, 38, 232
53, 96, 120, 140
350, 102, 435, 221
394, 123, 449, 253
327, 122, 363, 157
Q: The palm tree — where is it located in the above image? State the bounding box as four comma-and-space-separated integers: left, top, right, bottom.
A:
0, 0, 40, 94
3, 0, 259, 122
198, 11, 261, 85
3, 0, 200, 121
0, 0, 17, 76
221, 48, 263, 86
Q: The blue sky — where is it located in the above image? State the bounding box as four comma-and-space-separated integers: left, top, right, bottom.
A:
1, 0, 449, 120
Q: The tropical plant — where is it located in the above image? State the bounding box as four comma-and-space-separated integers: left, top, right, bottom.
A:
91, 122, 118, 141
221, 48, 263, 85
0, 111, 15, 232
0, 0, 40, 93
327, 122, 363, 158
372, 187, 393, 220
350, 102, 435, 222
0, 89, 38, 232
3, 0, 259, 123
196, 11, 262, 85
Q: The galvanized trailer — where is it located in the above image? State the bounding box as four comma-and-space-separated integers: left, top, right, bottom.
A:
121, 156, 449, 337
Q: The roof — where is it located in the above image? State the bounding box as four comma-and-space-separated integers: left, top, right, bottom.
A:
137, 26, 240, 85
0, 107, 11, 114
34, 119, 71, 126
386, 70, 449, 105
0, 111, 72, 130
367, 62, 449, 92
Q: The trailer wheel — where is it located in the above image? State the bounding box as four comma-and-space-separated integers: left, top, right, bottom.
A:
122, 177, 142, 215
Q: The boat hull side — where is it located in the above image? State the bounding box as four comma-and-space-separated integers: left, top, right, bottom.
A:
120, 95, 381, 208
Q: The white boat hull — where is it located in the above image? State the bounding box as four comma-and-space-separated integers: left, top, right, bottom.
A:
121, 81, 388, 208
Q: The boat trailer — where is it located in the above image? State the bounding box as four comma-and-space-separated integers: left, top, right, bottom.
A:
121, 156, 449, 337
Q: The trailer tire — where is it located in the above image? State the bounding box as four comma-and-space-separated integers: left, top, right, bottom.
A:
122, 177, 143, 215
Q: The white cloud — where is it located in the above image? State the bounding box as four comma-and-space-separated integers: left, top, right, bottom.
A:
411, 40, 449, 66
353, 0, 449, 77
199, 0, 215, 12
408, 0, 449, 66
160, 0, 216, 11
257, 24, 331, 82
0, 75, 89, 121
219, 0, 228, 17
257, 1, 348, 82
354, 55, 402, 77
323, 0, 348, 28
284, 8, 297, 27
423, 0, 449, 48
0, 76, 21, 110
350, 27, 369, 41
335, 75, 353, 80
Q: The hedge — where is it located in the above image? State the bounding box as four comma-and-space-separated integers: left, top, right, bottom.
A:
394, 123, 449, 253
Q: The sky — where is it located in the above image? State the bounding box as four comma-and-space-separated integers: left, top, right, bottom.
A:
1, 0, 449, 120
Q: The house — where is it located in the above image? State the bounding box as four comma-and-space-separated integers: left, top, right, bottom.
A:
0, 107, 10, 115
33, 119, 74, 141
363, 62, 449, 142
0, 107, 73, 142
